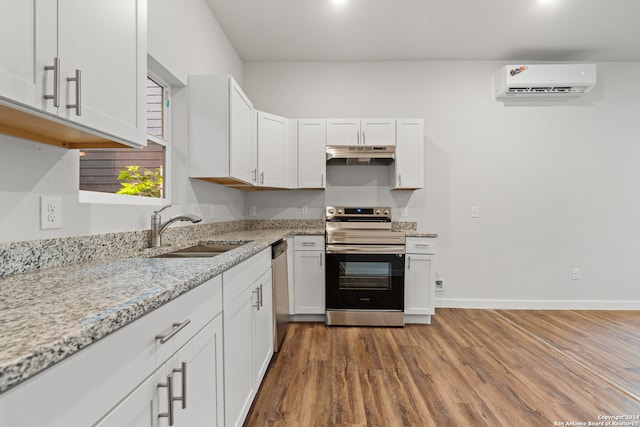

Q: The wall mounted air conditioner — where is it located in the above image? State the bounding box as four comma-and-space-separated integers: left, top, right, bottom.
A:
494, 64, 596, 99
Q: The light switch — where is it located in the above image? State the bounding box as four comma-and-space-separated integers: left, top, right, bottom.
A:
471, 206, 479, 218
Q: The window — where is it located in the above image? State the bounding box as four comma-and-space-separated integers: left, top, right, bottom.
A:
79, 75, 171, 205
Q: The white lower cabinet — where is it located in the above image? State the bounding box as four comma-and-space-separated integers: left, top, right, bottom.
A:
293, 235, 325, 315
404, 237, 436, 324
96, 315, 224, 427
222, 248, 273, 427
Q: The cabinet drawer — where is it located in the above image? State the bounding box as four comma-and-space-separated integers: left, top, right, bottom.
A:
406, 238, 437, 254
0, 275, 222, 427
294, 235, 325, 251
223, 247, 271, 307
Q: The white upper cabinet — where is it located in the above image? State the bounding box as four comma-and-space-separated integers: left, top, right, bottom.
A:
57, 0, 147, 146
0, 0, 56, 113
327, 118, 395, 146
0, 0, 146, 149
297, 119, 326, 189
189, 75, 257, 187
391, 119, 424, 190
256, 111, 290, 188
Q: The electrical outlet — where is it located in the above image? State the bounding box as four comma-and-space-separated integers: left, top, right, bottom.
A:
571, 268, 580, 280
40, 196, 62, 230
249, 205, 257, 217
301, 206, 309, 215
401, 207, 408, 217
435, 278, 444, 291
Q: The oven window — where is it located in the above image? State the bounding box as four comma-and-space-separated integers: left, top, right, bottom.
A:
339, 261, 392, 290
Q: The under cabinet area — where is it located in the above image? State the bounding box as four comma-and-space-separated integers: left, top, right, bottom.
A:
0, 0, 147, 149
404, 237, 437, 324
292, 235, 326, 317
222, 248, 273, 427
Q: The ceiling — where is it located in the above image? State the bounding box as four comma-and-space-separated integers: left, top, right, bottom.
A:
205, 0, 640, 62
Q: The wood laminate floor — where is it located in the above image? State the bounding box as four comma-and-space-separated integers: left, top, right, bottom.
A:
245, 309, 640, 426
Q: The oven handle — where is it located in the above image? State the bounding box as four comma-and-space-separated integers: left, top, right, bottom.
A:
325, 244, 405, 255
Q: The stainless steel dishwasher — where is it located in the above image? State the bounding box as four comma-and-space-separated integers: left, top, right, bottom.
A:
271, 239, 289, 352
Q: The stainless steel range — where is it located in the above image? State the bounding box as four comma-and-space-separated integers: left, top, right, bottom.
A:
325, 206, 406, 327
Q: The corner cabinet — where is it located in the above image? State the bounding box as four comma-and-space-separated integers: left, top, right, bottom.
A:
0, 0, 147, 149
296, 119, 326, 189
222, 248, 273, 427
256, 111, 290, 188
391, 119, 424, 190
404, 237, 436, 324
188, 75, 257, 188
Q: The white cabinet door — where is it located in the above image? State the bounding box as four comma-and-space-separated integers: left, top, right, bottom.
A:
361, 119, 395, 146
252, 270, 274, 383
57, 0, 146, 146
172, 316, 225, 427
297, 119, 326, 188
257, 111, 290, 188
0, 0, 56, 112
294, 250, 325, 314
229, 77, 256, 185
223, 286, 256, 427
326, 118, 360, 146
405, 254, 434, 316
392, 119, 424, 190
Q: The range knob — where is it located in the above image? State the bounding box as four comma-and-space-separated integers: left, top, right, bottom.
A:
375, 209, 381, 215
337, 208, 343, 214
383, 209, 389, 215
328, 208, 335, 214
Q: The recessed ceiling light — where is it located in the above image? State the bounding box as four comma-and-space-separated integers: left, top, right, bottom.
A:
331, 0, 347, 4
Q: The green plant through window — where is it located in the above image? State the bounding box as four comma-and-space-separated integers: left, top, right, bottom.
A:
116, 166, 163, 197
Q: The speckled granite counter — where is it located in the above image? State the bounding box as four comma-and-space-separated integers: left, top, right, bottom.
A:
404, 231, 438, 238
0, 227, 323, 395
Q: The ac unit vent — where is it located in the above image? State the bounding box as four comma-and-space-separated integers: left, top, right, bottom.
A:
495, 64, 596, 99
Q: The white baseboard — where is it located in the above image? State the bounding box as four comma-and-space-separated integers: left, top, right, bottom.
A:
435, 298, 640, 310
405, 314, 432, 324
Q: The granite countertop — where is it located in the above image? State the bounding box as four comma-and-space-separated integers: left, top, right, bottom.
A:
0, 227, 323, 395
404, 231, 438, 238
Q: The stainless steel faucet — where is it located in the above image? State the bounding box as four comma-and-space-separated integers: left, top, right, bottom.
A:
150, 205, 202, 247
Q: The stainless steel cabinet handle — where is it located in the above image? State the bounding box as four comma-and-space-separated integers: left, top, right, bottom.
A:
362, 131, 366, 145
414, 244, 430, 247
301, 242, 316, 246
44, 57, 60, 107
155, 319, 191, 344
408, 256, 411, 270
253, 287, 260, 310
252, 169, 257, 183
172, 361, 187, 409
258, 284, 263, 308
66, 69, 81, 116
158, 374, 175, 425
321, 174, 324, 187
319, 253, 323, 267
398, 174, 402, 187
260, 172, 264, 184
357, 131, 360, 145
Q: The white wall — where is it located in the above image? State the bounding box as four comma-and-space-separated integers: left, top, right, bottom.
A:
243, 61, 640, 308
0, 0, 244, 243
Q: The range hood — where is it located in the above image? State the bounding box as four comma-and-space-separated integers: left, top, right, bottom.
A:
326, 145, 395, 165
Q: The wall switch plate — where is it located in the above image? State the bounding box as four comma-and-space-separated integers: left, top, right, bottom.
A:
40, 196, 62, 229
571, 268, 580, 280
301, 206, 309, 215
400, 207, 408, 217
249, 205, 257, 217
471, 206, 479, 218
435, 278, 444, 292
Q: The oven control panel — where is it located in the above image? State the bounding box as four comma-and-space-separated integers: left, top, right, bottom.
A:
326, 206, 391, 221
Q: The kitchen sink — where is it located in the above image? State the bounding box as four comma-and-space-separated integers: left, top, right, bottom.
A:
152, 243, 246, 258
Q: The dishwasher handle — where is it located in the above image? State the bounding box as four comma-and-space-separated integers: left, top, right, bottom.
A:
271, 239, 288, 259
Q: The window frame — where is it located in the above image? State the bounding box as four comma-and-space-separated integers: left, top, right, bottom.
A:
78, 71, 172, 206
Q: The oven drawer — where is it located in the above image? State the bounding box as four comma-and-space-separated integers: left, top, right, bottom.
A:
406, 237, 437, 254
294, 235, 325, 250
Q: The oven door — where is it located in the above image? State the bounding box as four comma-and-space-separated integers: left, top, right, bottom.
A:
325, 248, 405, 311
